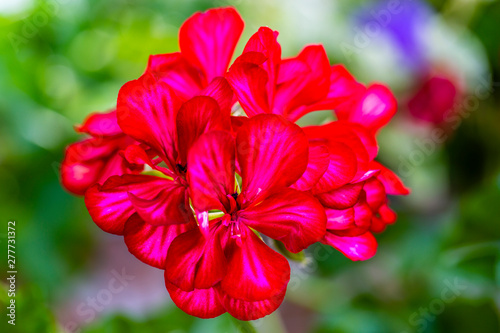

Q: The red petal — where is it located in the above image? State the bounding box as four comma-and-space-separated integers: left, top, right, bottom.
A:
165, 225, 227, 291
304, 122, 370, 181
218, 285, 286, 321
233, 51, 268, 66
165, 280, 226, 319
345, 122, 379, 161
226, 62, 270, 117
61, 136, 138, 196
242, 27, 281, 97
282, 45, 331, 121
363, 178, 387, 211
199, 77, 234, 115
325, 207, 354, 231
379, 203, 397, 224
179, 7, 244, 82
75, 110, 122, 136
371, 161, 410, 195
348, 84, 397, 133
147, 52, 204, 100
84, 175, 139, 235
128, 181, 191, 226
187, 131, 235, 213
291, 143, 330, 191
308, 65, 365, 116
240, 189, 326, 253
230, 116, 249, 135
312, 142, 358, 193
315, 182, 364, 210
322, 231, 377, 261
236, 114, 308, 205
370, 217, 387, 233
326, 191, 372, 237
221, 224, 290, 301
85, 175, 187, 234
117, 73, 182, 168
176, 96, 230, 165
123, 214, 195, 269
277, 58, 309, 84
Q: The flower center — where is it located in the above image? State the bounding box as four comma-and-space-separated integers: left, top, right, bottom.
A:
222, 193, 243, 243
227, 192, 240, 215
176, 163, 187, 174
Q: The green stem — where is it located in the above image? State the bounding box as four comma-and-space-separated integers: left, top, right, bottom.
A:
231, 317, 258, 333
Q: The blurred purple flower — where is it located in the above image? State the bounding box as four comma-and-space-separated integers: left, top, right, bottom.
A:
357, 0, 433, 70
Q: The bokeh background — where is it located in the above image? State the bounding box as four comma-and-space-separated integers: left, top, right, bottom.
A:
1, 0, 500, 332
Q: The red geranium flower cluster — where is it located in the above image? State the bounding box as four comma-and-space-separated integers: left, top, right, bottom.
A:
61, 7, 409, 321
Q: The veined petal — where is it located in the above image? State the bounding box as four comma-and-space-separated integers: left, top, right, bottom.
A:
187, 131, 235, 213
179, 7, 244, 82
85, 174, 186, 234
326, 191, 372, 237
147, 52, 204, 100
233, 51, 268, 67
277, 58, 309, 84
308, 64, 365, 116
291, 143, 329, 191
312, 142, 358, 193
304, 122, 370, 181
315, 182, 364, 210
282, 45, 331, 121
344, 122, 379, 161
242, 27, 281, 99
128, 181, 191, 226
165, 280, 226, 319
221, 224, 290, 302
199, 77, 234, 115
117, 73, 182, 168
176, 96, 231, 165
239, 189, 326, 253
165, 224, 227, 291
218, 285, 286, 321
237, 114, 308, 206
226, 62, 270, 117
322, 231, 377, 261
123, 214, 195, 269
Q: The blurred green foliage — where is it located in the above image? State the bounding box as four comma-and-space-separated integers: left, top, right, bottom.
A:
0, 0, 499, 332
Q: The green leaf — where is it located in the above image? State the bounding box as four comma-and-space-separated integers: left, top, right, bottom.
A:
273, 239, 306, 262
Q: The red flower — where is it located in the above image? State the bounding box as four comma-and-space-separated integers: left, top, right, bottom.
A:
164, 115, 326, 320
60, 6, 410, 321
84, 73, 233, 269
146, 7, 244, 102
308, 85, 409, 260
408, 75, 459, 125
61, 110, 143, 195
226, 27, 363, 122
321, 160, 409, 260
